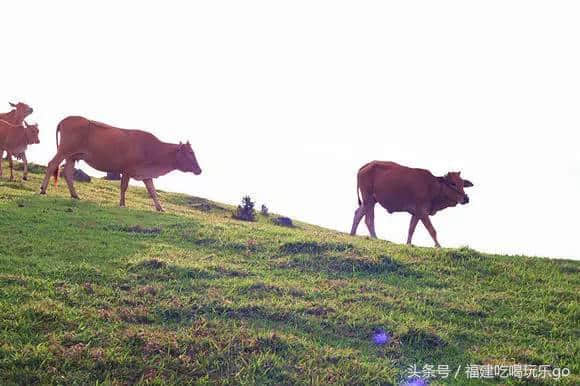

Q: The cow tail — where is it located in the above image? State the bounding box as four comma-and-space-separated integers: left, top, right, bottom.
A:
56, 122, 60, 149
53, 122, 61, 186
356, 161, 375, 207
357, 177, 362, 206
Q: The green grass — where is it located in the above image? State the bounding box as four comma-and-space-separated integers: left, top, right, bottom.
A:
1, 163, 578, 385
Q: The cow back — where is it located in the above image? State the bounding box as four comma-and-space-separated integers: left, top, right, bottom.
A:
360, 161, 439, 214
56, 116, 173, 177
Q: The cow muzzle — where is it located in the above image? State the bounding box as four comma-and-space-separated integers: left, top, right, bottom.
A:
462, 195, 470, 204
193, 167, 202, 175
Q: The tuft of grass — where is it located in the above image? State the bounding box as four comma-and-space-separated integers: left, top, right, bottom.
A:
0, 160, 578, 385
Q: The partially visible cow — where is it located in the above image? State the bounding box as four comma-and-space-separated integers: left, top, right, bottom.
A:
40, 116, 202, 212
0, 102, 34, 179
350, 161, 473, 247
0, 120, 40, 180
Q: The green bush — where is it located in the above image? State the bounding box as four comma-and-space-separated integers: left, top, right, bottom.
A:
261, 204, 269, 216
233, 196, 256, 221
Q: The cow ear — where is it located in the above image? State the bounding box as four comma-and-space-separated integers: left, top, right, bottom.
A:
463, 179, 474, 188
9, 102, 17, 108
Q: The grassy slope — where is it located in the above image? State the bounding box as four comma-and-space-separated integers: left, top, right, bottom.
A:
0, 164, 578, 385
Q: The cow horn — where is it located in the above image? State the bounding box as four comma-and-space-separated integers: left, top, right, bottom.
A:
186, 140, 190, 145
9, 102, 17, 108
23, 121, 29, 128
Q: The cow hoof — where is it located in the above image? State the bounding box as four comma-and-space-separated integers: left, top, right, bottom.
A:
71, 195, 80, 200
156, 207, 165, 212
119, 204, 126, 208
22, 176, 28, 181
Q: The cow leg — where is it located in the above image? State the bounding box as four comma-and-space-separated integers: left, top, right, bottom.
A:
119, 173, 129, 207
40, 153, 66, 194
21, 152, 28, 180
8, 153, 13, 180
0, 149, 3, 177
420, 216, 441, 248
62, 160, 79, 199
406, 215, 420, 245
143, 178, 164, 212
350, 205, 366, 235
363, 202, 377, 238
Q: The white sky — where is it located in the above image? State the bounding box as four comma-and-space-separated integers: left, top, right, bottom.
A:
2, 1, 579, 259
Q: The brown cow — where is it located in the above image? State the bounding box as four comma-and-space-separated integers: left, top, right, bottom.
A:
0, 102, 34, 180
39, 116, 202, 212
0, 120, 40, 180
350, 161, 473, 247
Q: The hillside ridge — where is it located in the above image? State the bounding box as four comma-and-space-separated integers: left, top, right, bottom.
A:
1, 163, 578, 385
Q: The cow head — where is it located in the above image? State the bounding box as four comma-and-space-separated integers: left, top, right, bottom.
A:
176, 141, 202, 175
23, 121, 40, 145
9, 102, 33, 122
439, 172, 473, 205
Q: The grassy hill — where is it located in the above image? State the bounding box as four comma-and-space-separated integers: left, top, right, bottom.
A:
0, 163, 578, 385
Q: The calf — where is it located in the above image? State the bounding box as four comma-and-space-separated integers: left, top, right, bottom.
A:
0, 120, 40, 180
0, 102, 34, 179
40, 116, 202, 212
350, 161, 473, 247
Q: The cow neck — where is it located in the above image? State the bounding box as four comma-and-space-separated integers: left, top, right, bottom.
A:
154, 142, 180, 169
23, 127, 35, 145
432, 180, 459, 213
0, 110, 20, 125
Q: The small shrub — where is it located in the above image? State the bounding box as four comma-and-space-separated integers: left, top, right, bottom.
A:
233, 196, 256, 222
272, 216, 293, 227
261, 204, 269, 216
